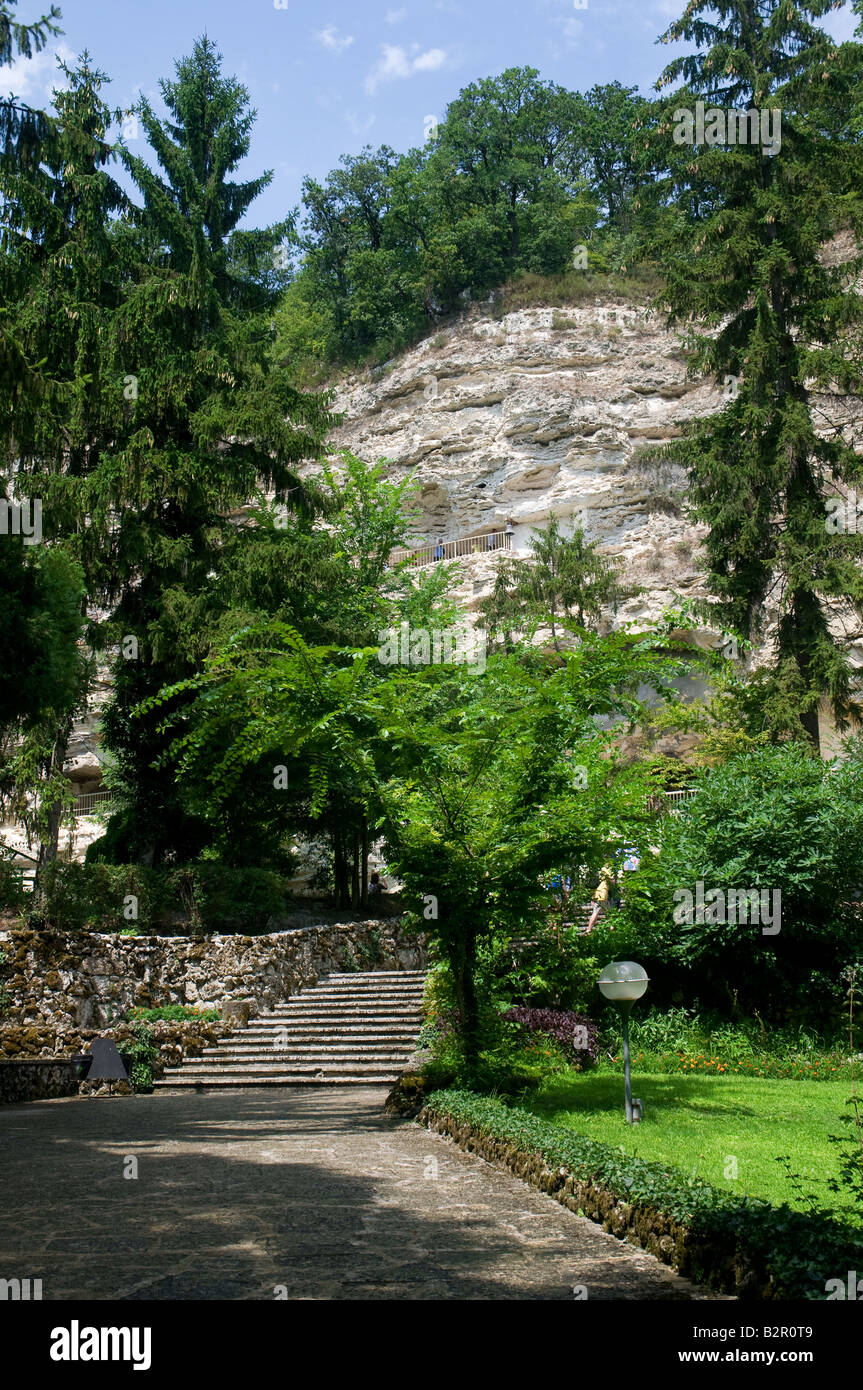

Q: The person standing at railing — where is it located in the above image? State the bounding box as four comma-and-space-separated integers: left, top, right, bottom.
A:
433, 538, 444, 562
586, 845, 639, 931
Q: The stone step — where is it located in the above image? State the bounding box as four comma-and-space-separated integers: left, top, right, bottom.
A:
279, 990, 425, 1002
232, 1034, 419, 1045
169, 1061, 405, 1077
309, 976, 426, 986
303, 977, 426, 987
268, 1009, 421, 1018
207, 1034, 416, 1045
260, 1017, 418, 1029
267, 1004, 422, 1016
286, 997, 424, 1007
200, 1042, 414, 1055
156, 967, 427, 1092
180, 1050, 408, 1061
159, 1076, 399, 1088
321, 973, 425, 984
243, 1018, 421, 1030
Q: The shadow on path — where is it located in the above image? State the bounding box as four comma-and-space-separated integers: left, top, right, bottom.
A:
0, 1088, 709, 1301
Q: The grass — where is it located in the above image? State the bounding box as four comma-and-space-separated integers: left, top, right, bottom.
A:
520, 1069, 860, 1219
123, 1005, 221, 1023
491, 265, 662, 318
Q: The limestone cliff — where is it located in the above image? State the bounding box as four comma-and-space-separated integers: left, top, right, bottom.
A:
325, 296, 717, 629
318, 293, 863, 753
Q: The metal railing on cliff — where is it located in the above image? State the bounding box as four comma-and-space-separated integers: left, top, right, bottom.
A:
389, 528, 513, 569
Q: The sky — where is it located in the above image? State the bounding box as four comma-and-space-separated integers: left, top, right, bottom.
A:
4, 0, 860, 229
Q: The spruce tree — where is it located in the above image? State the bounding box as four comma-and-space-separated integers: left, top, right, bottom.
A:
0, 2, 61, 175
0, 42, 110, 874
645, 0, 863, 746
86, 37, 337, 864
479, 517, 624, 652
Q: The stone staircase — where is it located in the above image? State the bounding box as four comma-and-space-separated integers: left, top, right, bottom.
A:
157, 970, 427, 1089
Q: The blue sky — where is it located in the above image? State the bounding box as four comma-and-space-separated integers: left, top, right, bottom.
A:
4, 0, 859, 229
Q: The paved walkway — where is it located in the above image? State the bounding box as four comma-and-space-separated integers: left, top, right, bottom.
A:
0, 1089, 714, 1300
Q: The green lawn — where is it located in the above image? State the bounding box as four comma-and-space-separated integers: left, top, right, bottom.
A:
522, 1070, 861, 1218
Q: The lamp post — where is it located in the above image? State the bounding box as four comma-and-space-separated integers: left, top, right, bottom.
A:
598, 961, 648, 1124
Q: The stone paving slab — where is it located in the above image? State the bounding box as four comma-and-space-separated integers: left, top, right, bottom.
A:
0, 1088, 717, 1301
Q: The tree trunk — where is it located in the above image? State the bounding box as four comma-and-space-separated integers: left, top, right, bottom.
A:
453, 930, 480, 1071
33, 720, 73, 903
361, 813, 369, 910
333, 828, 349, 908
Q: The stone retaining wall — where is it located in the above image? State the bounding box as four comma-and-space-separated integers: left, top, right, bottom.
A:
0, 1058, 79, 1105
1, 920, 426, 1030
0, 1018, 233, 1063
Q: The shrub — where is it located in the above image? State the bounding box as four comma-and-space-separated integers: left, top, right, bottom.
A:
615, 743, 863, 1025
28, 861, 287, 933
124, 1005, 221, 1023
0, 845, 26, 913
32, 862, 170, 932
477, 925, 598, 1013
123, 1023, 159, 1093
503, 1006, 599, 1067
166, 864, 286, 933
419, 960, 575, 1092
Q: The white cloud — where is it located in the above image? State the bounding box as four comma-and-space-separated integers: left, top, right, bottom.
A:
2, 41, 76, 108
412, 48, 446, 72
366, 45, 410, 90
364, 44, 447, 93
385, 6, 407, 20
314, 24, 355, 54
346, 110, 376, 137
559, 17, 583, 46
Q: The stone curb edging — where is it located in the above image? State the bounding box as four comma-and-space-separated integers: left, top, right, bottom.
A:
418, 1105, 759, 1299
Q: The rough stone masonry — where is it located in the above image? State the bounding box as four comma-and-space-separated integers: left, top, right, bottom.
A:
0, 921, 426, 1031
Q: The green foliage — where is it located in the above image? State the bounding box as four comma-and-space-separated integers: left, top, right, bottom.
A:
25, 860, 286, 933
45, 36, 340, 867
124, 1005, 220, 1023
477, 927, 598, 1014
354, 928, 382, 969
278, 68, 652, 371
616, 742, 863, 1022
827, 965, 863, 1220
168, 864, 286, 934
0, 2, 62, 178
136, 453, 460, 904
375, 634, 682, 1061
423, 1088, 863, 1297
595, 1005, 844, 1076
122, 1022, 158, 1093
478, 515, 627, 651
0, 843, 26, 911
643, 0, 863, 744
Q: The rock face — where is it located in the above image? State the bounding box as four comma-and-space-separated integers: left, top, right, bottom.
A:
320, 294, 863, 750
325, 298, 718, 629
